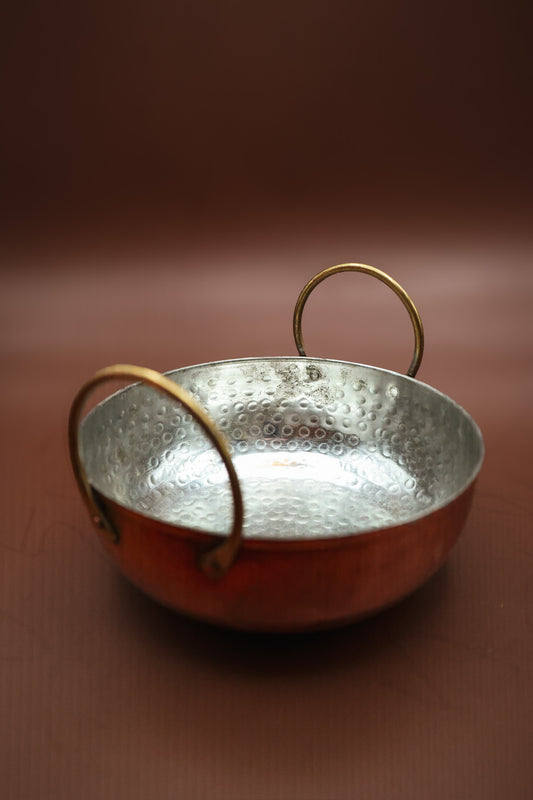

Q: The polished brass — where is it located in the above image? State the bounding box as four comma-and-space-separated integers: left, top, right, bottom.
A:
68, 364, 244, 577
293, 263, 425, 377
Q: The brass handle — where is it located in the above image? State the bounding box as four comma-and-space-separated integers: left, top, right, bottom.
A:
293, 263, 424, 378
68, 364, 244, 578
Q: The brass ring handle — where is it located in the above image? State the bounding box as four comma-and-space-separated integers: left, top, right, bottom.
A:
68, 364, 244, 578
293, 263, 424, 378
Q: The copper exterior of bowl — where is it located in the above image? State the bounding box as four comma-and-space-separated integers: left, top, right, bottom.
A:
91, 479, 477, 632
69, 264, 484, 632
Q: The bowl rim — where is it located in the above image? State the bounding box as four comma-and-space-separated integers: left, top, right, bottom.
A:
80, 355, 485, 542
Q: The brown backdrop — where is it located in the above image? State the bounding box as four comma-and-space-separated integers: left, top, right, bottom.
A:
1, 2, 532, 798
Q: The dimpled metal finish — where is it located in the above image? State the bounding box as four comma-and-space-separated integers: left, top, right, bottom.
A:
81, 358, 483, 542
72, 263, 485, 630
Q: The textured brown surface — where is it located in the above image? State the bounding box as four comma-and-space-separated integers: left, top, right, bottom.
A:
1, 1, 532, 797
2, 233, 532, 799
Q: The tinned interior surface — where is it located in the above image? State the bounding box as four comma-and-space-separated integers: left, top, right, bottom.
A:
80, 358, 484, 539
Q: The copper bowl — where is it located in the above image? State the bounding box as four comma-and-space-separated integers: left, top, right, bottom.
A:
69, 264, 484, 631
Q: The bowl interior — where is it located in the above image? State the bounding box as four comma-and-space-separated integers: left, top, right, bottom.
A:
81, 358, 484, 539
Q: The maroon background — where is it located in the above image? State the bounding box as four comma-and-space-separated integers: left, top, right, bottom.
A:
1, 2, 532, 798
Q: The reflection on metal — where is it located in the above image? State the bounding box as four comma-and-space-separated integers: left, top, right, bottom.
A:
69, 264, 482, 631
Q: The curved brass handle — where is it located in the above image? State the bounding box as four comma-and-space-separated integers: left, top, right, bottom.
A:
68, 364, 244, 578
293, 263, 424, 378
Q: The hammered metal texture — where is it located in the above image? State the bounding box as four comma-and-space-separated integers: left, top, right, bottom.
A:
81, 358, 483, 539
